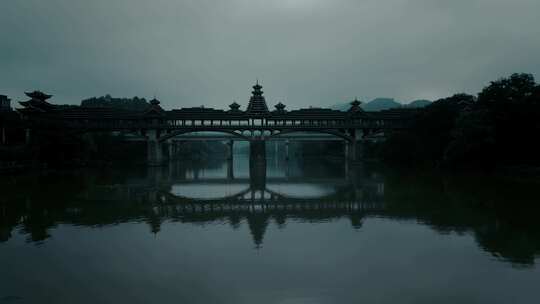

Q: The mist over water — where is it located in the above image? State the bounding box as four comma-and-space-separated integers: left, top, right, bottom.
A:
1, 154, 540, 303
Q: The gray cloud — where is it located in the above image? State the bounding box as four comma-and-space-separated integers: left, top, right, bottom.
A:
1, 0, 539, 109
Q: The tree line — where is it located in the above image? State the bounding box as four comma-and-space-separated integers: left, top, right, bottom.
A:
378, 73, 540, 169
81, 95, 150, 111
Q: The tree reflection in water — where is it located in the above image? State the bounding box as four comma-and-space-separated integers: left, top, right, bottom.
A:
1, 157, 540, 267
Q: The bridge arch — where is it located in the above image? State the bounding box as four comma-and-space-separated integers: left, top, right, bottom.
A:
166, 184, 252, 201
164, 185, 343, 203
269, 129, 353, 142
159, 129, 250, 142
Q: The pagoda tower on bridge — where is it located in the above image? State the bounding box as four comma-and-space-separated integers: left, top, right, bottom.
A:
19, 91, 56, 113
246, 81, 269, 116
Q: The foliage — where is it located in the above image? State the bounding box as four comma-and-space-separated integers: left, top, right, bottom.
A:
379, 93, 474, 166
81, 95, 150, 111
380, 73, 540, 168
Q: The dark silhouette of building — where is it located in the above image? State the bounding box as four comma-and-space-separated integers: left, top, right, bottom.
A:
14, 83, 419, 165
246, 81, 270, 115
1, 94, 24, 146
0, 95, 11, 112
19, 91, 56, 112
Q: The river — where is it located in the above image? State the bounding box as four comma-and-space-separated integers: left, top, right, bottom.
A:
1, 154, 540, 303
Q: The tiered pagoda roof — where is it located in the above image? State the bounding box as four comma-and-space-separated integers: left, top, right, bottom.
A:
26, 91, 52, 100
246, 81, 269, 116
348, 98, 363, 113
143, 98, 165, 117
19, 91, 57, 112
273, 102, 286, 114
228, 102, 242, 113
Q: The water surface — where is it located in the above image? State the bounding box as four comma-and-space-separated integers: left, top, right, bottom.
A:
1, 155, 540, 303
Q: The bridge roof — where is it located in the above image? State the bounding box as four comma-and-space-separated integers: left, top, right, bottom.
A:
22, 105, 409, 121
16, 92, 417, 125
270, 107, 363, 119
164, 107, 355, 120
42, 107, 141, 120
167, 107, 247, 119
245, 82, 270, 116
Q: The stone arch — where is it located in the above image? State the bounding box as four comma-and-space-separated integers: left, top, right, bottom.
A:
163, 185, 252, 202
269, 129, 354, 142
158, 129, 250, 142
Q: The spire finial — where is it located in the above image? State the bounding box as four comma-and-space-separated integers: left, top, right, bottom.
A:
150, 96, 161, 106
349, 97, 362, 112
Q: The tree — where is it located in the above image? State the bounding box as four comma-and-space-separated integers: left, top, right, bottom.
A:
443, 73, 540, 166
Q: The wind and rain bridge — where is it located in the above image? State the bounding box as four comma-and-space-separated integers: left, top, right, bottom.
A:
16, 83, 416, 165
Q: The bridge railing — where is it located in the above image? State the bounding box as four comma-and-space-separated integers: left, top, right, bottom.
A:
23, 116, 410, 131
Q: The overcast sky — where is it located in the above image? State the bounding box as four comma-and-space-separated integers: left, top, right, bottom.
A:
1, 0, 539, 109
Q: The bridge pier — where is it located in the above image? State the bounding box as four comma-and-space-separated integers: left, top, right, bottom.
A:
1, 127, 6, 145
285, 158, 290, 179
25, 128, 31, 145
226, 140, 235, 179
227, 140, 234, 161
285, 140, 290, 160
345, 140, 364, 161
227, 158, 234, 180
173, 141, 183, 160
250, 140, 266, 160
345, 141, 357, 161
345, 156, 349, 176
249, 140, 267, 190
356, 140, 364, 160
173, 141, 179, 160
147, 130, 164, 166
167, 139, 174, 161
349, 141, 357, 161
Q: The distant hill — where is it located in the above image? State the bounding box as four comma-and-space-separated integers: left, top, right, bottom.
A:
331, 98, 402, 111
81, 95, 149, 111
331, 97, 433, 111
329, 102, 351, 111
405, 99, 432, 108
362, 98, 401, 111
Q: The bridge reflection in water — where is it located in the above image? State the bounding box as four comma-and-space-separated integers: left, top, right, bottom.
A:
2, 156, 540, 266
94, 156, 385, 247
